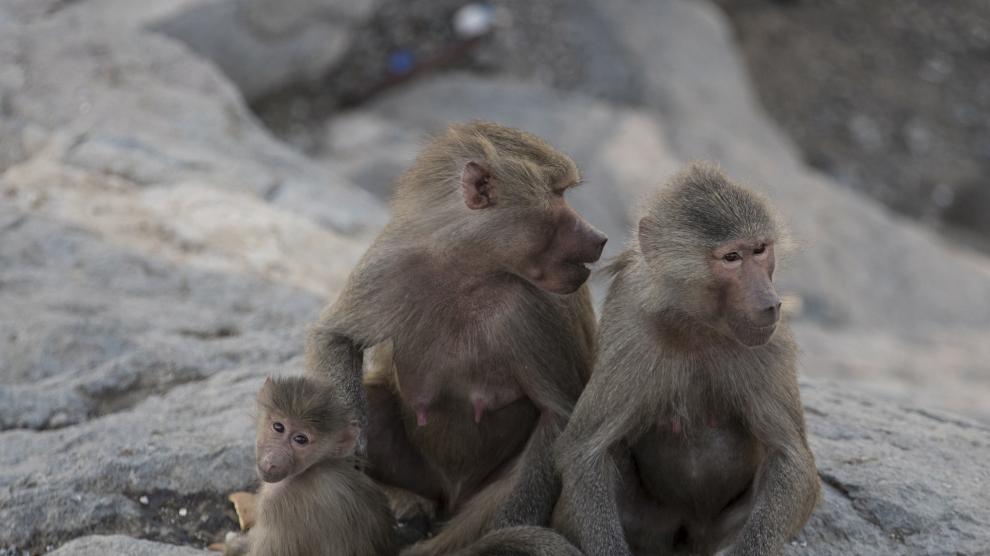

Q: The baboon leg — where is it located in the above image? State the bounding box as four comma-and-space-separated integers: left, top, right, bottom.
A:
377, 482, 439, 523
364, 382, 445, 503
722, 448, 819, 555
402, 413, 563, 556
492, 412, 565, 528
401, 468, 516, 556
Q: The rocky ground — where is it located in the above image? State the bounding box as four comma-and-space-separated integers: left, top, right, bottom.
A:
1, 0, 989, 554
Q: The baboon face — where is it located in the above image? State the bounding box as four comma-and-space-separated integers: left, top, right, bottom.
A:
255, 414, 356, 483
709, 239, 780, 347
254, 377, 359, 483
461, 161, 607, 295
255, 415, 319, 483
515, 193, 607, 294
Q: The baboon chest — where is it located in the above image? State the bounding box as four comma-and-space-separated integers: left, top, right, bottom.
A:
393, 340, 530, 426
632, 415, 764, 518
389, 296, 542, 483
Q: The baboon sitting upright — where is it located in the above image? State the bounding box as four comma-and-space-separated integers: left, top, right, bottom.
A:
554, 164, 820, 556
307, 121, 606, 554
227, 376, 395, 556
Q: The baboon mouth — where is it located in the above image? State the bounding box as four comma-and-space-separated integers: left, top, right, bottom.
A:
564, 261, 593, 281
731, 322, 777, 347
566, 261, 591, 271
258, 468, 287, 483
535, 261, 592, 294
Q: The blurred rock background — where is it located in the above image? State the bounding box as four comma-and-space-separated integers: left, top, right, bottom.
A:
1, 0, 988, 554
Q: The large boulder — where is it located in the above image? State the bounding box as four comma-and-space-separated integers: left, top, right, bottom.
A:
0, 0, 379, 101
793, 381, 990, 555
0, 15, 385, 235
0, 5, 377, 550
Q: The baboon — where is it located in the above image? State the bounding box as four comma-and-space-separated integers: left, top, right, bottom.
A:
229, 375, 396, 556
553, 164, 820, 555
306, 121, 606, 553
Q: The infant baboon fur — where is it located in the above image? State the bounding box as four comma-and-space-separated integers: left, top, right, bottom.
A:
553, 163, 820, 555
237, 376, 396, 556
306, 121, 606, 554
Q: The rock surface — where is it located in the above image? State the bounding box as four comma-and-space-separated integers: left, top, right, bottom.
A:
718, 0, 990, 247
49, 535, 204, 556
1, 0, 989, 554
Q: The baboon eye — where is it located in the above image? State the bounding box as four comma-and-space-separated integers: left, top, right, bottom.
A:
272, 422, 284, 433
292, 434, 309, 445
723, 252, 742, 262
753, 244, 767, 255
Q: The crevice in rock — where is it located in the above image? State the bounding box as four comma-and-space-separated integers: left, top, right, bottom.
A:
902, 407, 988, 432
176, 325, 241, 341
818, 471, 906, 544
83, 372, 211, 421
0, 214, 27, 233
43, 0, 83, 16
260, 179, 283, 201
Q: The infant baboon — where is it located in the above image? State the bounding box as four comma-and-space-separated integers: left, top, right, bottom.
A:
554, 164, 820, 555
306, 121, 605, 553
230, 376, 395, 556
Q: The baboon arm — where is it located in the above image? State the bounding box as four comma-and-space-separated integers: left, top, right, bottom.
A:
305, 251, 394, 445
305, 324, 366, 429
555, 448, 631, 556
724, 444, 820, 556
492, 411, 568, 529
553, 379, 643, 556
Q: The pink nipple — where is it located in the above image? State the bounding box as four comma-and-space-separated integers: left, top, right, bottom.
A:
672, 417, 682, 434
472, 398, 486, 424
416, 406, 428, 427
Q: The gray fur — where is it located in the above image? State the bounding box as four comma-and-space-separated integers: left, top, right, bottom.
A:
553, 164, 819, 555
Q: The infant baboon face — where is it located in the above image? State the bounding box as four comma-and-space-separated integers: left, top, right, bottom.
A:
255, 415, 318, 483
254, 376, 359, 483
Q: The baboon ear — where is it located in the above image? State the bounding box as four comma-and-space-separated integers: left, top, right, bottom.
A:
334, 420, 361, 457
461, 161, 495, 209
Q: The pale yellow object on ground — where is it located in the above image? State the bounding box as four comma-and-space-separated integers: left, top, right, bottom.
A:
228, 491, 258, 531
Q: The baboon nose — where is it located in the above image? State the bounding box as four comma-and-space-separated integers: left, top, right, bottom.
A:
590, 232, 608, 260
764, 301, 781, 322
